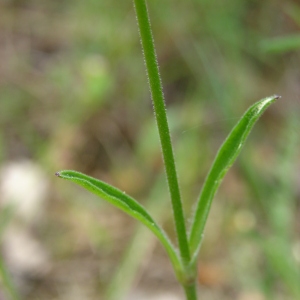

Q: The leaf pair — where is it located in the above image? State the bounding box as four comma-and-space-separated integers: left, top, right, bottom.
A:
56, 95, 278, 274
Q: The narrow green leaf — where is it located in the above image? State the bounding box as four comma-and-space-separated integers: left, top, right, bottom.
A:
189, 95, 279, 260
55, 170, 182, 275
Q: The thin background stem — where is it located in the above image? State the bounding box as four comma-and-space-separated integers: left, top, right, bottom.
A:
132, 0, 191, 267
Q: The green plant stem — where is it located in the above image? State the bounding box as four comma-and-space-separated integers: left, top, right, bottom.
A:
183, 283, 197, 300
133, 0, 191, 267
184, 283, 198, 300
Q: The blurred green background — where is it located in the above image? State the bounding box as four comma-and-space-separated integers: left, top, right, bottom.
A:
0, 0, 299, 299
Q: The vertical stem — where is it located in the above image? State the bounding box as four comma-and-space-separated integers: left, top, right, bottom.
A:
184, 284, 198, 300
133, 0, 191, 266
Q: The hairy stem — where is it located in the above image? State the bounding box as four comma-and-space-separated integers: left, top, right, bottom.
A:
133, 0, 191, 266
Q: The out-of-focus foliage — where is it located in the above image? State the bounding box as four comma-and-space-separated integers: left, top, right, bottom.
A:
0, 0, 299, 299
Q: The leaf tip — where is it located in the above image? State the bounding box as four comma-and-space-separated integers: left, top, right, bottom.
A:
274, 94, 281, 100
55, 171, 61, 177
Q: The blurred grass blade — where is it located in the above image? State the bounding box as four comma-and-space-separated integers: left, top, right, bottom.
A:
189, 95, 279, 260
262, 236, 300, 298
55, 170, 182, 274
105, 174, 169, 300
0, 206, 20, 300
0, 256, 20, 300
260, 35, 300, 54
